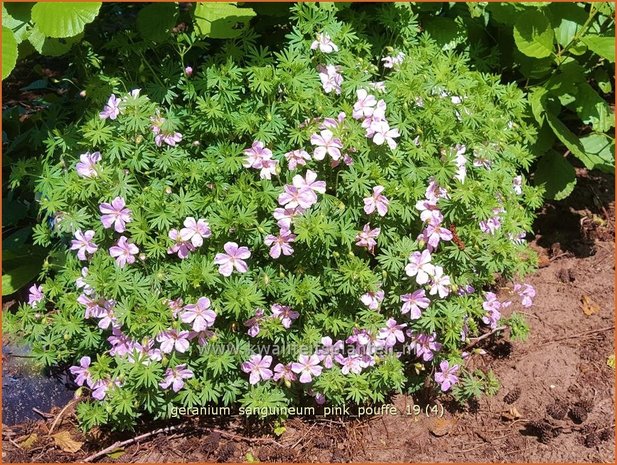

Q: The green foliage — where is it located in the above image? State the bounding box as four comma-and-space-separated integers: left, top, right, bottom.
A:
410, 1, 615, 199
5, 2, 541, 431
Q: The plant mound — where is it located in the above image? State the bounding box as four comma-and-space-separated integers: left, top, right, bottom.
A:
8, 4, 541, 430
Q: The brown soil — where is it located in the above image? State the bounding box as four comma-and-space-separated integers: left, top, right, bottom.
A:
2, 169, 615, 463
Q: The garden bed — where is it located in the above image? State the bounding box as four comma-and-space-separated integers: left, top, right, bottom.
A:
3, 169, 614, 463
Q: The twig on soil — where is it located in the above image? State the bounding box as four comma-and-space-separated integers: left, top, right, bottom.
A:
543, 325, 614, 345
49, 399, 78, 435
83, 424, 284, 463
464, 326, 507, 350
32, 408, 54, 419
289, 423, 317, 450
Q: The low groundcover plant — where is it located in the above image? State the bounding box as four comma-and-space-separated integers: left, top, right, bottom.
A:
6, 4, 542, 431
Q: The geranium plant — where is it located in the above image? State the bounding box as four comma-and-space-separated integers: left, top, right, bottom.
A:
5, 3, 542, 431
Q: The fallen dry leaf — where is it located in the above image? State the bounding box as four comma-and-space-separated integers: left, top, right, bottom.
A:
51, 431, 83, 453
17, 433, 38, 450
428, 418, 455, 437
581, 295, 600, 316
501, 406, 522, 421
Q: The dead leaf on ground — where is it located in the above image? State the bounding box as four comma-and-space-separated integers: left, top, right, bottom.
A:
501, 407, 522, 421
17, 433, 38, 450
428, 418, 455, 437
581, 295, 600, 316
51, 431, 83, 453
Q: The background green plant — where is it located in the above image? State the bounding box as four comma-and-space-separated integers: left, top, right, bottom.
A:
408, 1, 615, 200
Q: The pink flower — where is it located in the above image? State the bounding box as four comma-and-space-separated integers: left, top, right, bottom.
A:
382, 52, 405, 69
291, 354, 323, 383
99, 94, 120, 120
157, 329, 191, 353
479, 217, 501, 234
214, 242, 250, 276
77, 294, 105, 319
363, 186, 389, 216
311, 33, 338, 53
264, 228, 296, 259
189, 329, 214, 346
416, 199, 442, 223
271, 303, 299, 329
273, 363, 297, 383
273, 206, 304, 229
75, 151, 101, 178
28, 284, 44, 307
353, 89, 377, 119
284, 149, 311, 170
69, 356, 92, 387
168, 228, 195, 259
371, 121, 400, 149
160, 364, 193, 392
91, 378, 121, 400
243, 141, 273, 169
310, 130, 343, 161
242, 354, 273, 385
400, 290, 430, 319
108, 326, 136, 357
335, 354, 367, 375
167, 298, 184, 318
184, 66, 193, 77
378, 318, 407, 348
91, 300, 116, 329
434, 360, 459, 391
360, 290, 384, 310
244, 308, 265, 337
109, 236, 139, 268
421, 221, 453, 251
355, 224, 381, 254
277, 184, 317, 210
99, 197, 132, 233
429, 266, 451, 298
259, 157, 279, 180
407, 331, 442, 361
180, 297, 216, 332
320, 112, 346, 130
405, 250, 435, 285
425, 180, 449, 202
180, 217, 211, 247
71, 230, 98, 261
317, 64, 343, 94
293, 169, 327, 195
76, 267, 93, 295
317, 337, 344, 369
155, 131, 182, 147
514, 283, 536, 308
513, 175, 523, 195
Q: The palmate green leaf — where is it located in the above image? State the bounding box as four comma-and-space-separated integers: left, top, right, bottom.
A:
513, 9, 555, 58
193, 2, 256, 39
31, 2, 101, 38
534, 150, 576, 201
2, 27, 18, 80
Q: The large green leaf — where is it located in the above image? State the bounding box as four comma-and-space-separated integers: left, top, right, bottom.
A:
581, 34, 615, 62
534, 150, 576, 200
2, 27, 18, 79
2, 228, 47, 296
513, 9, 555, 58
423, 17, 466, 51
548, 2, 587, 47
565, 82, 614, 132
2, 4, 32, 43
579, 134, 615, 172
28, 27, 83, 57
137, 3, 178, 43
193, 2, 256, 39
31, 2, 101, 38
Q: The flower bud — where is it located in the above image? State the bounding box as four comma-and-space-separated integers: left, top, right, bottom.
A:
184, 66, 193, 77
165, 186, 172, 195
